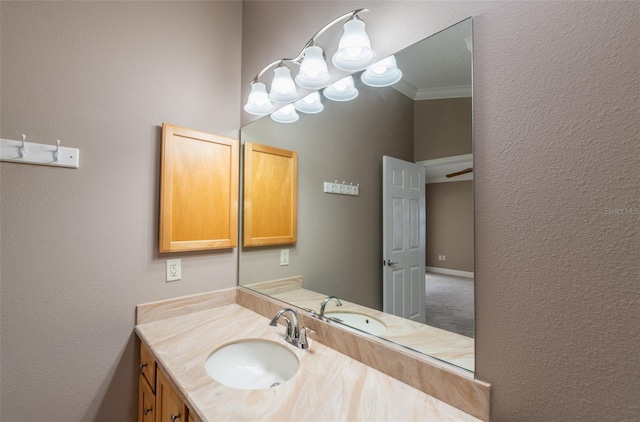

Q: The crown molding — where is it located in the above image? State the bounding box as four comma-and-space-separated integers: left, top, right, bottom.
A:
393, 82, 472, 100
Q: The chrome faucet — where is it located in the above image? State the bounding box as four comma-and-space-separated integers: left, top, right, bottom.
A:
269, 308, 314, 349
319, 295, 343, 318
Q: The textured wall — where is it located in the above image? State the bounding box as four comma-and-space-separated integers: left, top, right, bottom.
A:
241, 1, 639, 421
0, 1, 242, 420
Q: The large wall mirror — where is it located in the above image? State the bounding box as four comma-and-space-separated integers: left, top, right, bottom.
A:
240, 18, 474, 372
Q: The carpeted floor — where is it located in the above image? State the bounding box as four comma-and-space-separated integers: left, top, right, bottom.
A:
425, 272, 474, 338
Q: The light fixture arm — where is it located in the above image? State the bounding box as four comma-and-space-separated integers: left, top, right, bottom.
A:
249, 8, 369, 85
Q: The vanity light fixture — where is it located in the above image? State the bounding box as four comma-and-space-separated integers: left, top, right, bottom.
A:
331, 16, 377, 72
270, 104, 300, 124
323, 75, 359, 102
295, 45, 332, 89
269, 63, 299, 103
244, 82, 275, 115
361, 55, 403, 87
293, 92, 324, 114
244, 8, 373, 116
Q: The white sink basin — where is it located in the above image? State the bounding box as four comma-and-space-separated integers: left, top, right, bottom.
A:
204, 339, 299, 390
325, 312, 387, 336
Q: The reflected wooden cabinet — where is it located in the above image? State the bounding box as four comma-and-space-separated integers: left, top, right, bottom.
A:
138, 340, 189, 422
243, 142, 297, 247
159, 123, 239, 252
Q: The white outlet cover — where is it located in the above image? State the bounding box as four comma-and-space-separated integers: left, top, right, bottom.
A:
166, 259, 181, 282
280, 249, 289, 266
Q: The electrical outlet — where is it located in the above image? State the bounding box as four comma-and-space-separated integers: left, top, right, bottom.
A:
442, 255, 446, 261
166, 259, 181, 282
280, 249, 289, 266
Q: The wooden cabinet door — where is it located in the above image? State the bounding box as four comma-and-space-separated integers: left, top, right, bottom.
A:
138, 376, 155, 422
155, 368, 187, 422
139, 341, 156, 392
243, 142, 297, 246
160, 123, 239, 252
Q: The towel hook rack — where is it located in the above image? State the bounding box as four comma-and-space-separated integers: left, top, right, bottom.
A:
1, 133, 79, 169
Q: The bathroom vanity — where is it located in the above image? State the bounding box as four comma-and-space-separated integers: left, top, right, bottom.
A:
135, 288, 490, 421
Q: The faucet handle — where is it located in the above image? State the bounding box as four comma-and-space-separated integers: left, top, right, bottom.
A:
298, 327, 316, 349
300, 307, 319, 318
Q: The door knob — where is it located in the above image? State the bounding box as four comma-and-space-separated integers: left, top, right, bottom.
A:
386, 260, 398, 266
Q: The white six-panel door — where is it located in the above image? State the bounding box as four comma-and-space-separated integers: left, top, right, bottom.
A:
382, 156, 426, 322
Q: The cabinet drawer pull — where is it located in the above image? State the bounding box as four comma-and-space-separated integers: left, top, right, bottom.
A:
139, 363, 147, 373
170, 414, 181, 422
143, 407, 152, 415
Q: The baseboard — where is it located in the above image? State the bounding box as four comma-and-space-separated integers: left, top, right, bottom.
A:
425, 267, 474, 279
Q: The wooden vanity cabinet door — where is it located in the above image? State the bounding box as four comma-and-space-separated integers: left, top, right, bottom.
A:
138, 376, 155, 422
159, 123, 239, 252
156, 367, 187, 422
139, 341, 156, 391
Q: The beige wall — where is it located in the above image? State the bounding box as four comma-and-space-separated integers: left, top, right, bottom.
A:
241, 2, 639, 422
426, 181, 474, 272
414, 97, 473, 161
0, 1, 242, 420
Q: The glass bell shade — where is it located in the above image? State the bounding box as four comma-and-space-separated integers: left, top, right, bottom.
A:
295, 46, 332, 89
332, 18, 376, 71
269, 66, 298, 103
293, 91, 324, 114
244, 82, 275, 115
323, 75, 359, 102
270, 104, 300, 123
361, 55, 403, 87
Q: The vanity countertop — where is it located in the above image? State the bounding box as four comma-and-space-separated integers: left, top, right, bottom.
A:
136, 303, 481, 421
246, 277, 475, 372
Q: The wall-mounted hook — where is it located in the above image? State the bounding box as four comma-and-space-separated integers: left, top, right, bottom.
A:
53, 139, 61, 161
18, 134, 27, 157
1, 135, 79, 168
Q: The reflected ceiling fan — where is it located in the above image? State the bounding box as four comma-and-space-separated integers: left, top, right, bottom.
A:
445, 167, 473, 178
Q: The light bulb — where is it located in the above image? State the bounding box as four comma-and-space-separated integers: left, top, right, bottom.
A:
269, 66, 298, 103
294, 91, 324, 114
323, 75, 358, 102
332, 18, 376, 71
271, 104, 300, 123
244, 82, 274, 115
295, 46, 332, 89
361, 55, 403, 87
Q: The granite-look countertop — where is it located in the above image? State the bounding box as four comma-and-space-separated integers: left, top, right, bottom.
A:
136, 303, 480, 421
